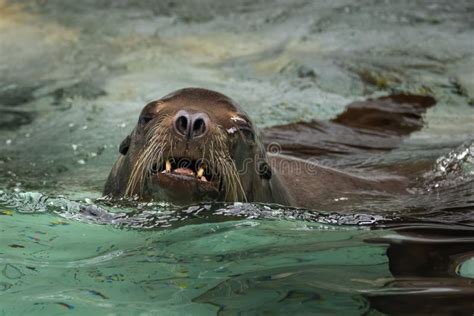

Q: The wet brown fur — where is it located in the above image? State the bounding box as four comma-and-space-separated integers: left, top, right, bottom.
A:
104, 88, 433, 210
104, 88, 292, 205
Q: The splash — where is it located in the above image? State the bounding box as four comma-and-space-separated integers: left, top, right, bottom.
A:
424, 142, 474, 190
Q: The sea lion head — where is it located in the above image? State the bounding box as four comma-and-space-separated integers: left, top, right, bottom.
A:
104, 88, 280, 204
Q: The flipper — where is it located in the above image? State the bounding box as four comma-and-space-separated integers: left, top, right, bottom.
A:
262, 94, 436, 159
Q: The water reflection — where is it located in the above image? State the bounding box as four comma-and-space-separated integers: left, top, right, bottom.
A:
366, 223, 474, 314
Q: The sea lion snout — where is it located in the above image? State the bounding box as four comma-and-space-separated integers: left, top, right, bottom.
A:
173, 109, 210, 140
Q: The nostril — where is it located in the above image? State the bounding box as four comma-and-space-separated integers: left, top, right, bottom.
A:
192, 117, 207, 137
174, 111, 209, 139
175, 115, 189, 136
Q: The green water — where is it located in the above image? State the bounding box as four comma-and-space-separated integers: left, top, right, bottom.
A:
1, 210, 388, 315
1, 0, 474, 314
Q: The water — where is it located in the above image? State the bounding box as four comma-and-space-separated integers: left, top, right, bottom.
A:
1, 0, 474, 314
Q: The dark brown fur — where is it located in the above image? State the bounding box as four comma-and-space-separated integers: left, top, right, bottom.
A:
104, 88, 434, 210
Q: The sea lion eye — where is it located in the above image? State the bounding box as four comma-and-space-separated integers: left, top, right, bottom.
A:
230, 115, 254, 141
239, 126, 255, 142
139, 113, 155, 125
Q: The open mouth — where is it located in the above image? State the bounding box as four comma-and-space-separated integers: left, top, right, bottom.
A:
150, 157, 220, 200
151, 158, 216, 183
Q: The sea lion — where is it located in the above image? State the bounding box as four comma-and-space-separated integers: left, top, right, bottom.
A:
104, 88, 434, 209
104, 88, 293, 206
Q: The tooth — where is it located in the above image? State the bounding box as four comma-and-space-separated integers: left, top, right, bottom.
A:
166, 160, 171, 172
200, 176, 208, 182
197, 167, 205, 178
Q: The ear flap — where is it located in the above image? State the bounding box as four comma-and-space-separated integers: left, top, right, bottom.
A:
119, 135, 131, 155
257, 160, 272, 180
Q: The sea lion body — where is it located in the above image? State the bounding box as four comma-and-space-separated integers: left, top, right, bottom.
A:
268, 154, 407, 209
104, 88, 426, 209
